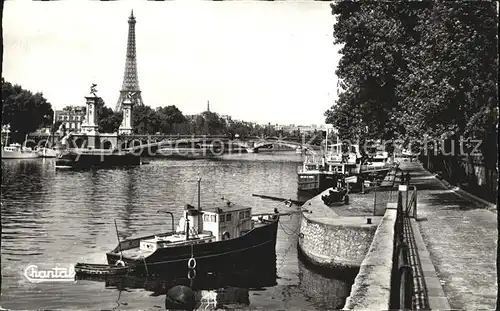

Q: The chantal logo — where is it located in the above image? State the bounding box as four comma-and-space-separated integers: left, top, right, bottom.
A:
24, 264, 75, 283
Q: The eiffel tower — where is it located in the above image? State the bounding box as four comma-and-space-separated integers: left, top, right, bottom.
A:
116, 10, 144, 112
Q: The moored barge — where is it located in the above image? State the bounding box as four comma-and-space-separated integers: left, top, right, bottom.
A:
56, 149, 141, 169
75, 179, 280, 276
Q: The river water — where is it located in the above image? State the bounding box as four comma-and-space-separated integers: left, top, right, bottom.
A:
1, 152, 355, 310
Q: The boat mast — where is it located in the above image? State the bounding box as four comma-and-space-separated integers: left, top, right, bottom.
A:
324, 127, 329, 158
197, 177, 201, 211
49, 110, 55, 147
4, 128, 8, 146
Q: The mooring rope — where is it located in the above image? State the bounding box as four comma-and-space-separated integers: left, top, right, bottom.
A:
277, 233, 297, 274
276, 213, 302, 274
278, 216, 301, 237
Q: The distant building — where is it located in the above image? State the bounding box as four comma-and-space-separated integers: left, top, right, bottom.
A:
221, 115, 232, 125
54, 106, 86, 133
295, 125, 315, 134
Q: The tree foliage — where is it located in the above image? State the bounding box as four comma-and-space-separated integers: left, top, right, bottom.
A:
156, 106, 186, 133
132, 105, 160, 134
127, 105, 269, 138
95, 98, 123, 133
2, 78, 54, 141
325, 1, 498, 156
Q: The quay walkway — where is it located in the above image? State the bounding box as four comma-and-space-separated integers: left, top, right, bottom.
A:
399, 161, 497, 310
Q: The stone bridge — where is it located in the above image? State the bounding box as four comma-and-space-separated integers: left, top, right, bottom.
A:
26, 133, 320, 156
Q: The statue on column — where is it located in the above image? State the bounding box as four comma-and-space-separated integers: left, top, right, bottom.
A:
127, 91, 136, 102
90, 83, 98, 97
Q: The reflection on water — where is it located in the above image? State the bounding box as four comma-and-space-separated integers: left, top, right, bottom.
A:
1, 154, 355, 310
298, 252, 358, 309
78, 251, 278, 310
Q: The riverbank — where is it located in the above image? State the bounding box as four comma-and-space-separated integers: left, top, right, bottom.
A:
298, 188, 383, 271
400, 161, 497, 310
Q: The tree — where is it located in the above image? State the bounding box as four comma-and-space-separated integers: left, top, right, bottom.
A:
398, 2, 498, 140
227, 121, 253, 139
325, 2, 427, 145
201, 111, 225, 135
132, 105, 160, 134
1, 78, 54, 141
95, 98, 122, 133
326, 1, 497, 153
156, 105, 186, 134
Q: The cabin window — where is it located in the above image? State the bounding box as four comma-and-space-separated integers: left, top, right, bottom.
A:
226, 214, 231, 221
203, 214, 210, 222
220, 215, 225, 222
210, 215, 216, 222
245, 210, 250, 218
239, 211, 244, 219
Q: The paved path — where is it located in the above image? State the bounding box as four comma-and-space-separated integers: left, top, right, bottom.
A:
399, 161, 497, 310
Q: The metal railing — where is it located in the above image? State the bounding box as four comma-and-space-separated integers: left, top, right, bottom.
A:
390, 188, 417, 310
405, 185, 418, 219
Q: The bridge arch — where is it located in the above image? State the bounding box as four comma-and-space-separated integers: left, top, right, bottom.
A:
101, 140, 113, 150
74, 137, 85, 148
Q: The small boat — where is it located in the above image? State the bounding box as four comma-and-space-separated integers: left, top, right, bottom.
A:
37, 129, 62, 158
360, 141, 393, 173
37, 146, 61, 158
75, 179, 280, 276
1, 133, 39, 159
74, 263, 131, 276
2, 143, 39, 159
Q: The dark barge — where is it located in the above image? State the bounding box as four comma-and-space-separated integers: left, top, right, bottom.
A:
75, 179, 280, 276
55, 149, 141, 169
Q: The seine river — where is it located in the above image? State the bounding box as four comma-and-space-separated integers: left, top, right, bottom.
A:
1, 152, 355, 310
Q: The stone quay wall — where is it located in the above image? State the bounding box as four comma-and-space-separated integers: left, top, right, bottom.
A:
298, 188, 381, 270
299, 216, 378, 269
342, 205, 397, 310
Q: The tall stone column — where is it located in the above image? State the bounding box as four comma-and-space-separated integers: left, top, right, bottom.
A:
119, 97, 133, 135
81, 96, 99, 134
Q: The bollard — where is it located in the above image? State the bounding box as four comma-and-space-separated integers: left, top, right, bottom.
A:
165, 285, 196, 311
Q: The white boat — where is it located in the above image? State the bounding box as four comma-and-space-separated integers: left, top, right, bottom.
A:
37, 129, 62, 158
36, 147, 61, 158
360, 141, 393, 172
2, 143, 39, 159
297, 131, 365, 193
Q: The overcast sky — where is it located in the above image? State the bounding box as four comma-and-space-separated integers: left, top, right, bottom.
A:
3, 0, 340, 125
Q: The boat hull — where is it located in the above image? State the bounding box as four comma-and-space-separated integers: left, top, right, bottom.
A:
297, 172, 340, 193
55, 151, 141, 169
106, 219, 279, 275
1, 149, 39, 159
37, 148, 61, 158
